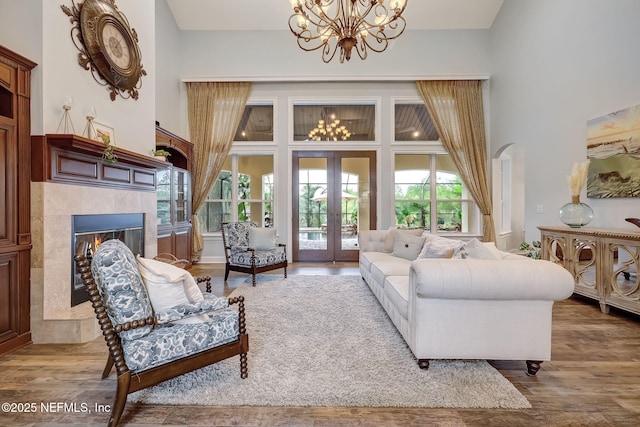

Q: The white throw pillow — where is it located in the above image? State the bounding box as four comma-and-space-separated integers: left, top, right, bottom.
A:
136, 256, 206, 324
452, 238, 502, 260
249, 227, 277, 250
383, 227, 424, 253
392, 230, 427, 261
418, 236, 464, 259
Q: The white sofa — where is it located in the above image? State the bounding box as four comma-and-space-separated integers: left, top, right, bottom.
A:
358, 229, 575, 375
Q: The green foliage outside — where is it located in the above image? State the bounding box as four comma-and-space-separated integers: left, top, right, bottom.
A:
394, 175, 462, 230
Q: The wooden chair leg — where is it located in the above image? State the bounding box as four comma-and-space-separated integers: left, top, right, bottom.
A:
284, 267, 288, 278
526, 360, 543, 376
252, 273, 257, 286
102, 353, 115, 379
109, 372, 131, 427
240, 352, 248, 379
224, 264, 230, 281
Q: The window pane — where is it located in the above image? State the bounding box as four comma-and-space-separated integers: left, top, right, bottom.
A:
394, 103, 439, 141
234, 104, 273, 141
437, 201, 476, 233
394, 202, 430, 230
237, 155, 274, 224
293, 104, 375, 141
197, 201, 231, 232
436, 201, 462, 232
207, 157, 232, 200
157, 169, 171, 225
394, 154, 430, 199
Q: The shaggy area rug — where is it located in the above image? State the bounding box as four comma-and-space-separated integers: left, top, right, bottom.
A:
130, 275, 531, 409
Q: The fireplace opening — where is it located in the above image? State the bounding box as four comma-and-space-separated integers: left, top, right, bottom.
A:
71, 213, 145, 307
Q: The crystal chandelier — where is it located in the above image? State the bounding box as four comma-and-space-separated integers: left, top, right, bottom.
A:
308, 115, 352, 141
288, 0, 408, 63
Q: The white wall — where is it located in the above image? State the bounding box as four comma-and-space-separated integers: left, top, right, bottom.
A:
490, 0, 640, 242
1, 0, 157, 154
177, 29, 491, 83
155, 0, 182, 136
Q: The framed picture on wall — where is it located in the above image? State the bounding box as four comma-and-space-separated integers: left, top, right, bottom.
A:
587, 104, 640, 198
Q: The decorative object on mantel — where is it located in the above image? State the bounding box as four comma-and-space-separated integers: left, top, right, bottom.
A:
61, 0, 146, 101
288, 0, 407, 63
101, 137, 118, 164
559, 160, 594, 228
151, 149, 171, 161
56, 96, 76, 134
626, 218, 640, 229
81, 106, 97, 140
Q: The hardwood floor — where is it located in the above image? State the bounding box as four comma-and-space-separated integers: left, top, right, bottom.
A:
1, 262, 639, 426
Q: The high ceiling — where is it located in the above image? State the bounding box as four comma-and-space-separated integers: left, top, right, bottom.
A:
165, 0, 505, 142
166, 0, 504, 32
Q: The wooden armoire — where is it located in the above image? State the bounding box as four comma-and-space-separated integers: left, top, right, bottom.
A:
0, 46, 36, 355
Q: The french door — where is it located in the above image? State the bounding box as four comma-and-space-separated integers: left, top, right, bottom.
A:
292, 151, 376, 262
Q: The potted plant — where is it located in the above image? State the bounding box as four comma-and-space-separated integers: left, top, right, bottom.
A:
100, 133, 118, 164
152, 149, 171, 161
518, 241, 541, 259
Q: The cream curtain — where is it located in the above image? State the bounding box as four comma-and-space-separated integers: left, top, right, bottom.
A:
187, 81, 252, 261
416, 80, 496, 242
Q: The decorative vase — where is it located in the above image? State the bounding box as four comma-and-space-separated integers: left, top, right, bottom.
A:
559, 195, 594, 228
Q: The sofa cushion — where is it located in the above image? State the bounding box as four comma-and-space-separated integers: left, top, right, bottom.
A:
122, 308, 239, 372
371, 259, 412, 285
230, 248, 287, 267
382, 228, 424, 253
392, 231, 426, 260
418, 235, 464, 259
360, 251, 399, 271
453, 238, 501, 260
384, 276, 409, 319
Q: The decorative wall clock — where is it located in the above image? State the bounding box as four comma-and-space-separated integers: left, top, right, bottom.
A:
61, 0, 146, 101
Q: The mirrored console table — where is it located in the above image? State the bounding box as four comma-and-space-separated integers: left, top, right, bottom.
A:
538, 226, 640, 315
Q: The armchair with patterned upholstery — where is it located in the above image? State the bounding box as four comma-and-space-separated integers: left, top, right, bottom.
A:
221, 221, 287, 286
74, 239, 249, 427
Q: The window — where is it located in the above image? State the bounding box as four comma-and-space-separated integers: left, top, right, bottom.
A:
394, 154, 479, 234
500, 155, 512, 234
292, 103, 376, 141
394, 102, 439, 141
197, 154, 274, 232
233, 103, 274, 142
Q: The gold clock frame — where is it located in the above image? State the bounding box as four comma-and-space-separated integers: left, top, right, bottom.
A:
62, 0, 146, 101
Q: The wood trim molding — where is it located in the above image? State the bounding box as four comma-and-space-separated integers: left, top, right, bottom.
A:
31, 134, 167, 191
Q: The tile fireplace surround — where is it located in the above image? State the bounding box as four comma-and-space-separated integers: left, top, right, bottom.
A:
30, 134, 164, 343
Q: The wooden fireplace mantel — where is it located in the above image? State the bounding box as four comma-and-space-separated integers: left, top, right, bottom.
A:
31, 134, 167, 191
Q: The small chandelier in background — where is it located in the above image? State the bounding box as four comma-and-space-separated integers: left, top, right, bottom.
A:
308, 115, 352, 141
288, 0, 407, 63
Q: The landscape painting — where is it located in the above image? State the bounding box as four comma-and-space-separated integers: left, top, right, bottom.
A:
586, 103, 640, 198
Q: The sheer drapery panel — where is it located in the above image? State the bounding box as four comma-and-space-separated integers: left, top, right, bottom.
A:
187, 81, 252, 261
416, 80, 496, 242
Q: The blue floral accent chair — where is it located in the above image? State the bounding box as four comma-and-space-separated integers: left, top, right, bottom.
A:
221, 221, 288, 286
74, 239, 248, 427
